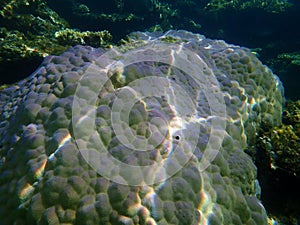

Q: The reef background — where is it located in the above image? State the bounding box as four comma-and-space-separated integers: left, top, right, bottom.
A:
1, 0, 300, 100
1, 0, 300, 224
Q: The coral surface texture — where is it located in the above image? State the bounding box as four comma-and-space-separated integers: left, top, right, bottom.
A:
0, 30, 284, 224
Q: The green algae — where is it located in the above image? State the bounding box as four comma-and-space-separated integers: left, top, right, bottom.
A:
278, 52, 300, 66
204, 0, 292, 13
258, 100, 300, 176
0, 0, 112, 65
55, 29, 112, 47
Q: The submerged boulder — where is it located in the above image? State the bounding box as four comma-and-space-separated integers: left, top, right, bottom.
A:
0, 30, 283, 224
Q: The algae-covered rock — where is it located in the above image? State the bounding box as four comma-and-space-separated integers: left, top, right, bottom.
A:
47, 0, 183, 38
55, 29, 112, 47
258, 100, 300, 175
0, 0, 112, 84
0, 0, 69, 62
256, 100, 300, 225
204, 0, 292, 13
278, 52, 300, 67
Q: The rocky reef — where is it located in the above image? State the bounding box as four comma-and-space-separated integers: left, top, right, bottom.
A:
1, 0, 300, 99
263, 101, 300, 174
258, 100, 300, 176
203, 0, 292, 13
0, 0, 112, 84
0, 0, 68, 61
256, 100, 300, 225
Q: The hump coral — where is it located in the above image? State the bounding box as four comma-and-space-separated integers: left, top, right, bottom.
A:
0, 30, 283, 225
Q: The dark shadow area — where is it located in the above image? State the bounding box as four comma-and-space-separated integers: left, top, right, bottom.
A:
259, 168, 300, 224
0, 57, 43, 85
